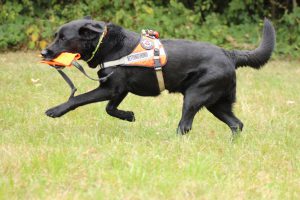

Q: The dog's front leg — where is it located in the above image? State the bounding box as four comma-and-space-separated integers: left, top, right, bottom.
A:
106, 92, 135, 122
45, 87, 112, 118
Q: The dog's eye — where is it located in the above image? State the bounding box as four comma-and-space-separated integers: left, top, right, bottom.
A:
59, 34, 66, 41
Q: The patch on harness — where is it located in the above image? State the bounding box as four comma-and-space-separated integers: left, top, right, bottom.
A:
140, 38, 154, 50
127, 52, 149, 62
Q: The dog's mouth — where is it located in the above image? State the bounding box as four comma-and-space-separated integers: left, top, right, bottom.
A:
40, 49, 65, 61
40, 52, 64, 61
41, 56, 53, 61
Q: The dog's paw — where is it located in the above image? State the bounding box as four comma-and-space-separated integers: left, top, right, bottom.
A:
45, 105, 68, 118
125, 111, 135, 122
177, 125, 191, 135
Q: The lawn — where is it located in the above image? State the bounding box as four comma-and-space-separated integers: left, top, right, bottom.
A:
0, 52, 299, 199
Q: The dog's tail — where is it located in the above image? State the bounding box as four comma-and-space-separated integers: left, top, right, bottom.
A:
229, 18, 275, 69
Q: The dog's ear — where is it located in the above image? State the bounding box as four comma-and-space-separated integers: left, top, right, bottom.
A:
83, 16, 92, 20
79, 23, 103, 40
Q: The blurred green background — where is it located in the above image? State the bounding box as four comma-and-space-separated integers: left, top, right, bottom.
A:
0, 0, 299, 58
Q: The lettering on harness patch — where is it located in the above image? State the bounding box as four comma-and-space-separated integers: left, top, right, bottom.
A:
127, 52, 149, 62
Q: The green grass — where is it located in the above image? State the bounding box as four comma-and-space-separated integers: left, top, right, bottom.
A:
0, 52, 299, 199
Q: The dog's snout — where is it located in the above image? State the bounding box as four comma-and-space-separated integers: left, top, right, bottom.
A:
41, 49, 49, 57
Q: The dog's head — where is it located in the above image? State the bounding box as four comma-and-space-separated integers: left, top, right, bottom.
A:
41, 17, 111, 66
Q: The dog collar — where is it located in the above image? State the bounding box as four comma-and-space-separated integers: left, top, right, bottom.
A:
86, 26, 107, 63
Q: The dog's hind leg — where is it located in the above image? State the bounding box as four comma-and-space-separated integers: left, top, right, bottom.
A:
207, 99, 243, 135
106, 92, 135, 122
45, 86, 112, 118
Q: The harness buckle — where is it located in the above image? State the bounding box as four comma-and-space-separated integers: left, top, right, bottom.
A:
154, 48, 160, 56
154, 66, 162, 71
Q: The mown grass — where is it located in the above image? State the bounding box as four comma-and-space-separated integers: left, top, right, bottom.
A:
0, 52, 299, 199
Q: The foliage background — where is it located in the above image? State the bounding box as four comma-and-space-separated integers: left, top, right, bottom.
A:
0, 0, 299, 58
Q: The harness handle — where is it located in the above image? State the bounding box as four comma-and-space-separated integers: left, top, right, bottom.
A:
52, 61, 113, 99
56, 69, 77, 99
72, 61, 113, 82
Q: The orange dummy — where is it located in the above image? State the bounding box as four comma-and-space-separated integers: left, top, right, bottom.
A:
41, 52, 81, 67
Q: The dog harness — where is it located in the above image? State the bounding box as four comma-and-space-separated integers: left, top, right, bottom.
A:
101, 30, 167, 92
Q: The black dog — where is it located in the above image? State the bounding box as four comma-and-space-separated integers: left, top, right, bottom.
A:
41, 17, 275, 135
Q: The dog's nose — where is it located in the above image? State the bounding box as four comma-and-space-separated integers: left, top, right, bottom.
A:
40, 49, 49, 57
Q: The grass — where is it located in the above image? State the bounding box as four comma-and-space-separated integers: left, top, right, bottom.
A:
0, 52, 299, 199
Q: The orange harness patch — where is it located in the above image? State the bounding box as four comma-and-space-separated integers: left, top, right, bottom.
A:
129, 36, 167, 67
